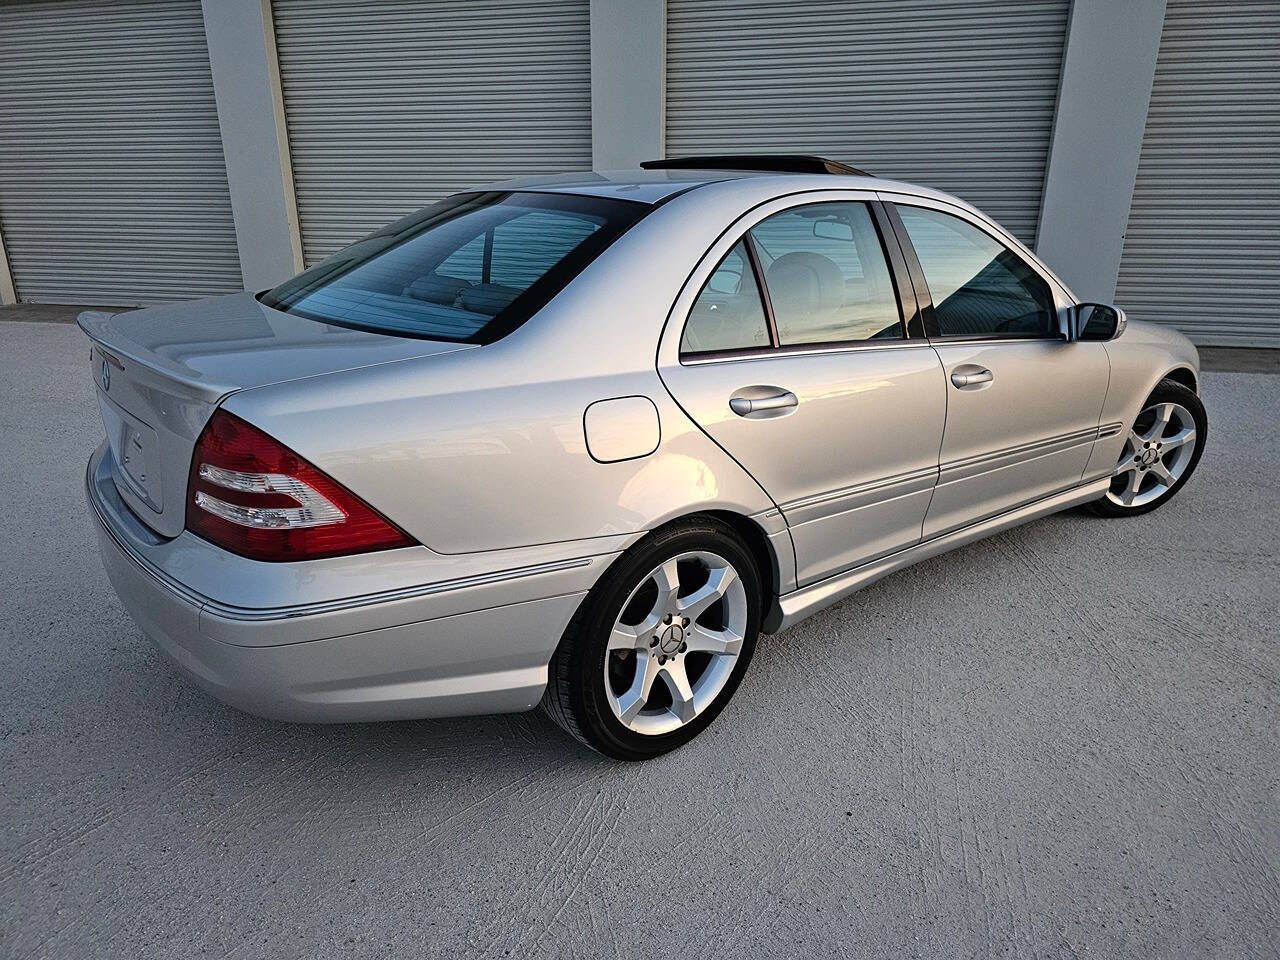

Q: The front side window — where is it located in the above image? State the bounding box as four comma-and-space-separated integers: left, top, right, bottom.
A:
261, 192, 647, 343
749, 202, 902, 345
896, 205, 1056, 338
680, 241, 772, 355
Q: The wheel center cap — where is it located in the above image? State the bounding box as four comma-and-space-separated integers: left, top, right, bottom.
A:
1140, 448, 1159, 466
659, 624, 685, 654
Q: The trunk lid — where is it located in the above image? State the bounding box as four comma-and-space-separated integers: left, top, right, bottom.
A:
80, 291, 474, 538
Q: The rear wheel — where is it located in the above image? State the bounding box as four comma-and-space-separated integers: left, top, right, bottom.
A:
1091, 378, 1206, 517
541, 519, 761, 760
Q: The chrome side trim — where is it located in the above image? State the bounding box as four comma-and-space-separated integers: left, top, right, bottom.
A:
680, 339, 931, 366
766, 477, 1109, 632
204, 558, 594, 622
87, 453, 593, 624
777, 424, 1109, 527
928, 335, 1066, 347
938, 426, 1100, 485
1097, 420, 1124, 440
780, 465, 938, 525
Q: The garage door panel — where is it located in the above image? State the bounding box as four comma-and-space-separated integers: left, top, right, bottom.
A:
272, 0, 592, 265
0, 0, 242, 304
1114, 0, 1280, 348
666, 0, 1070, 246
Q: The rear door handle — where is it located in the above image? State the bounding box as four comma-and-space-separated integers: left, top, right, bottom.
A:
950, 368, 993, 388
729, 387, 799, 418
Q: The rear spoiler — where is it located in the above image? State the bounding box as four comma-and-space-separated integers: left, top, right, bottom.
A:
77, 310, 119, 339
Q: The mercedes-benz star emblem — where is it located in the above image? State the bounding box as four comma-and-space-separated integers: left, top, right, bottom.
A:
100, 358, 111, 391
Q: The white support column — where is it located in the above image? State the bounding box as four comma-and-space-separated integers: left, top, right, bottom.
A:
590, 0, 666, 170
1036, 0, 1167, 303
201, 0, 303, 288
0, 221, 15, 304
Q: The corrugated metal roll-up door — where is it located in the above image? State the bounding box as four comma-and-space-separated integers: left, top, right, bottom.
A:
1115, 0, 1280, 347
0, 0, 242, 304
272, 0, 592, 265
666, 0, 1071, 246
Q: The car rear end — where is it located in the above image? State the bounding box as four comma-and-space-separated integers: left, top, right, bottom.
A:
80, 188, 653, 722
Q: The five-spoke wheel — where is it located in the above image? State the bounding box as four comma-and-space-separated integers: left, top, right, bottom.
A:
604, 551, 747, 736
541, 520, 761, 760
1108, 401, 1198, 508
1093, 377, 1206, 517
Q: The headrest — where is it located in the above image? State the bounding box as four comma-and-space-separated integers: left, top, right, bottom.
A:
459, 283, 521, 316
404, 274, 472, 306
765, 252, 845, 316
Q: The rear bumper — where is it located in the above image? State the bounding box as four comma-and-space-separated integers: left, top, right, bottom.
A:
86, 444, 602, 722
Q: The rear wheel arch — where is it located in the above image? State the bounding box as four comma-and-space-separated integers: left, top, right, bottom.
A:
697, 510, 778, 618
575, 510, 781, 639
626, 510, 778, 614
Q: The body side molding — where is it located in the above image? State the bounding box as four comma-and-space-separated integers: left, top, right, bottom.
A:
765, 478, 1110, 632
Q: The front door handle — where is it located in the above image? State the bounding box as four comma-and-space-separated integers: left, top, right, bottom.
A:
950, 367, 994, 389
729, 386, 799, 418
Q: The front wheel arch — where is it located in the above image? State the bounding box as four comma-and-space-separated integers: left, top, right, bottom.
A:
1163, 365, 1198, 394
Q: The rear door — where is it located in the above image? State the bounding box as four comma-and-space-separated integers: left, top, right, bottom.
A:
659, 192, 945, 587
883, 197, 1109, 538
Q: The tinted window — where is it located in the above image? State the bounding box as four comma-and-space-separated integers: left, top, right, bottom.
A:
897, 205, 1056, 338
749, 202, 902, 345
490, 212, 599, 288
260, 192, 647, 343
680, 241, 771, 355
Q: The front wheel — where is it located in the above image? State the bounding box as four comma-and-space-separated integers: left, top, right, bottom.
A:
1091, 378, 1207, 517
541, 519, 762, 760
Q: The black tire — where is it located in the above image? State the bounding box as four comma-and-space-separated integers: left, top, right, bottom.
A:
1090, 377, 1207, 517
541, 518, 762, 760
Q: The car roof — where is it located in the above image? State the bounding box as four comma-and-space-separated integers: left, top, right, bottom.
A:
478, 167, 960, 209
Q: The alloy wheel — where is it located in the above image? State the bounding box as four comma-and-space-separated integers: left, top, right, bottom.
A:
604, 550, 748, 737
1107, 401, 1198, 507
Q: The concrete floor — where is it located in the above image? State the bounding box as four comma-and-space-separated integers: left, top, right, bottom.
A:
1, 320, 1276, 959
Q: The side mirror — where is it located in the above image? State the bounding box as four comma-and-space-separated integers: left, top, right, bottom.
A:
1072, 302, 1128, 342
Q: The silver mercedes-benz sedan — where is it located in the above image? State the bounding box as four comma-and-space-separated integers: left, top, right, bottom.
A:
82, 156, 1206, 759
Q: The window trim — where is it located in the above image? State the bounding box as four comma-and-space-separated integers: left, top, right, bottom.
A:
881, 197, 1068, 344
677, 197, 917, 361
680, 338, 934, 365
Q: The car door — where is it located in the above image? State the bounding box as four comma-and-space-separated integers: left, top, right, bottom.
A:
883, 197, 1109, 539
658, 193, 946, 587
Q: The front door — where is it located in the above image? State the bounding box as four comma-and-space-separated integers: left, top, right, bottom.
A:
888, 201, 1109, 538
659, 197, 946, 586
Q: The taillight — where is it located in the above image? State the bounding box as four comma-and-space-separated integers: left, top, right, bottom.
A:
186, 410, 415, 562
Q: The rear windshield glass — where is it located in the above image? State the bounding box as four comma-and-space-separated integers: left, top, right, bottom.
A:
259, 191, 648, 343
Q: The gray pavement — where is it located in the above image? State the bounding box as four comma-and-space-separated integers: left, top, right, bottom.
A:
1, 320, 1276, 959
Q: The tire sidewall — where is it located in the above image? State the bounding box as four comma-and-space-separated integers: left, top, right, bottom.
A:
565, 521, 762, 760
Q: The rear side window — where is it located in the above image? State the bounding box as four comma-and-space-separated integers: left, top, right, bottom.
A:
750, 202, 903, 345
896, 205, 1056, 338
680, 241, 772, 355
261, 192, 647, 343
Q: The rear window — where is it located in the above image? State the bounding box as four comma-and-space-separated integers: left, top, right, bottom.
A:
260, 192, 648, 343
